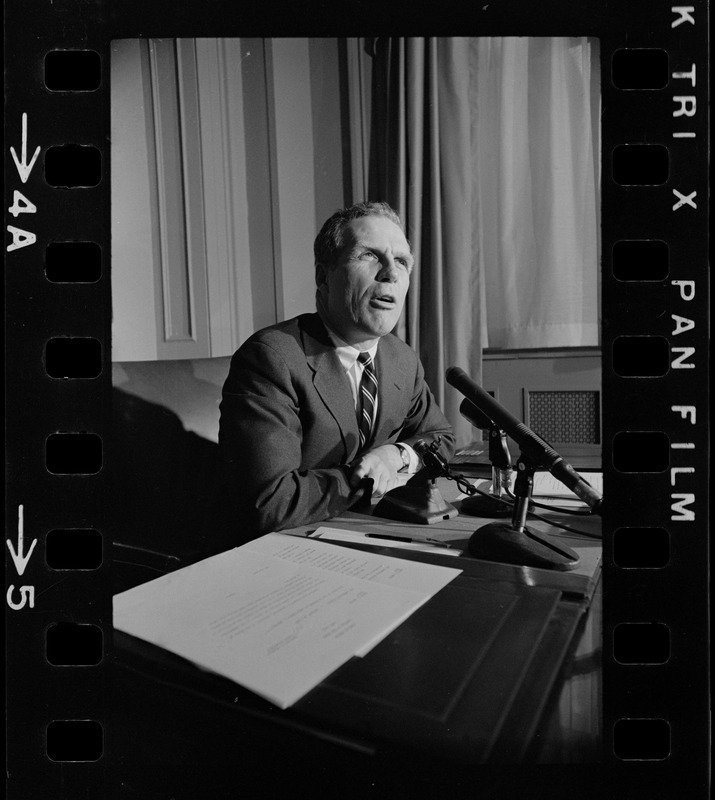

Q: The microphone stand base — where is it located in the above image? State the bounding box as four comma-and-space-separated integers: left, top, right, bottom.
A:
460, 494, 513, 518
468, 521, 580, 571
374, 484, 459, 525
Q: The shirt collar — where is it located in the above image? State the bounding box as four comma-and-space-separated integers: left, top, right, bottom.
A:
321, 320, 379, 373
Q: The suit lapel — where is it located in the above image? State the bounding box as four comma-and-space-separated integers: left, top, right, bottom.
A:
301, 315, 359, 459
300, 315, 409, 456
374, 336, 408, 443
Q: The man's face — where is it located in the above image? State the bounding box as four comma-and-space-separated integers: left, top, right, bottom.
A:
317, 215, 413, 348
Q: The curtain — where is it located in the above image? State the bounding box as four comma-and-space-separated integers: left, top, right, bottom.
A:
369, 37, 600, 445
471, 37, 600, 349
370, 38, 480, 446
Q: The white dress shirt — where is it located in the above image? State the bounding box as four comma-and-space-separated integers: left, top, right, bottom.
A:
322, 324, 420, 473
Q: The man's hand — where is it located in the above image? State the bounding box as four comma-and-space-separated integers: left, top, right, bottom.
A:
349, 444, 403, 497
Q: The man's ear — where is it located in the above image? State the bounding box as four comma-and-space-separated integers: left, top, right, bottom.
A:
315, 262, 327, 288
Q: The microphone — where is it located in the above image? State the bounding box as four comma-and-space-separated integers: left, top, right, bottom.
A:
372, 437, 459, 524
459, 398, 493, 430
446, 366, 602, 514
413, 438, 450, 478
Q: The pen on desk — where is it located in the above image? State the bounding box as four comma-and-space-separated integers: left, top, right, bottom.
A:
364, 533, 452, 548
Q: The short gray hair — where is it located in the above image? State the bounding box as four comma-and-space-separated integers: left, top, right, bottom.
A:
313, 201, 405, 270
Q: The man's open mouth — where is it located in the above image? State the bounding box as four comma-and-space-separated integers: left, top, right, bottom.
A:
370, 294, 396, 308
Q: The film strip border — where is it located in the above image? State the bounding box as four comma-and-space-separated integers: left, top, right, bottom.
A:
3, 1, 709, 797
5, 3, 112, 794
600, 2, 709, 782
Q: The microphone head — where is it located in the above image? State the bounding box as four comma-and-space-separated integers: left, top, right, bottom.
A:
459, 398, 492, 430
445, 366, 465, 385
413, 439, 429, 457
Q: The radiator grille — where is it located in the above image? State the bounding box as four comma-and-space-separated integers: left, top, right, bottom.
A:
527, 390, 600, 444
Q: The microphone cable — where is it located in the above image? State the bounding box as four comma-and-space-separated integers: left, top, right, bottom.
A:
442, 467, 602, 540
415, 440, 601, 540
502, 486, 595, 516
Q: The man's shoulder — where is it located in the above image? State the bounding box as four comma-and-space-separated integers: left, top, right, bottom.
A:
236, 315, 418, 367
378, 331, 419, 363
239, 313, 324, 353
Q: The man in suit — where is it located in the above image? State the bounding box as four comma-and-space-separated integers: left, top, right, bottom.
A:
219, 201, 455, 537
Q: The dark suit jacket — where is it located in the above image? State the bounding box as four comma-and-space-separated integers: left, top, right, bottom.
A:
218, 313, 455, 538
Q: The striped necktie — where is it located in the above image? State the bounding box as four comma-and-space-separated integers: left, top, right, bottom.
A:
357, 352, 378, 450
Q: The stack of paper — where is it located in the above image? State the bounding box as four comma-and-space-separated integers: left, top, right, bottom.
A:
114, 533, 462, 709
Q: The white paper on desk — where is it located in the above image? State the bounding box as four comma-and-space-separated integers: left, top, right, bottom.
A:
113, 533, 461, 709
532, 471, 603, 500
466, 473, 602, 505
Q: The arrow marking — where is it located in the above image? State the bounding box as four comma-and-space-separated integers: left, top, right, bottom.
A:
10, 113, 41, 184
6, 505, 38, 577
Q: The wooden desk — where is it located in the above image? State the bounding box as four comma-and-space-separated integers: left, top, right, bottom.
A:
111, 480, 601, 793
